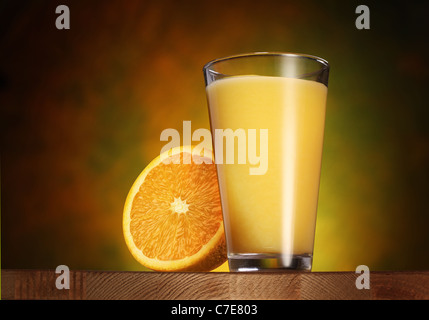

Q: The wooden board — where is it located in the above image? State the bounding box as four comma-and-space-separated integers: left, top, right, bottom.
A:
1, 270, 428, 300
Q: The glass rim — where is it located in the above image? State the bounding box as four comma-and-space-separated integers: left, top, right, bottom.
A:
203, 51, 330, 77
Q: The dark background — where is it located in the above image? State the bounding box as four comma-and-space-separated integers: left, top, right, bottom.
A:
1, 0, 429, 271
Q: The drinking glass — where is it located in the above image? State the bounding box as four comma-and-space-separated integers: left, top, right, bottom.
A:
203, 52, 329, 271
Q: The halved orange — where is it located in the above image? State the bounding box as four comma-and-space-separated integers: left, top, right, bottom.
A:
123, 145, 227, 271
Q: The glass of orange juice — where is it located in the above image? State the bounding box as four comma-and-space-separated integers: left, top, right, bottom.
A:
203, 52, 329, 271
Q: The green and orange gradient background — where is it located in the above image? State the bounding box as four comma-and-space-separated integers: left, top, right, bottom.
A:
1, 0, 429, 272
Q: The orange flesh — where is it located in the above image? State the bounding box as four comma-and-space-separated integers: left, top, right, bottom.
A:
129, 152, 222, 261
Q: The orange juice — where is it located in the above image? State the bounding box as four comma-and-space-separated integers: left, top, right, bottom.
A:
206, 75, 327, 260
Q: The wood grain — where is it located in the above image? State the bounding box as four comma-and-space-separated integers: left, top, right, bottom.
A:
1, 270, 428, 300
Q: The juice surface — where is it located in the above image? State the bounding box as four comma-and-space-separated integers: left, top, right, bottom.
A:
206, 75, 327, 255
